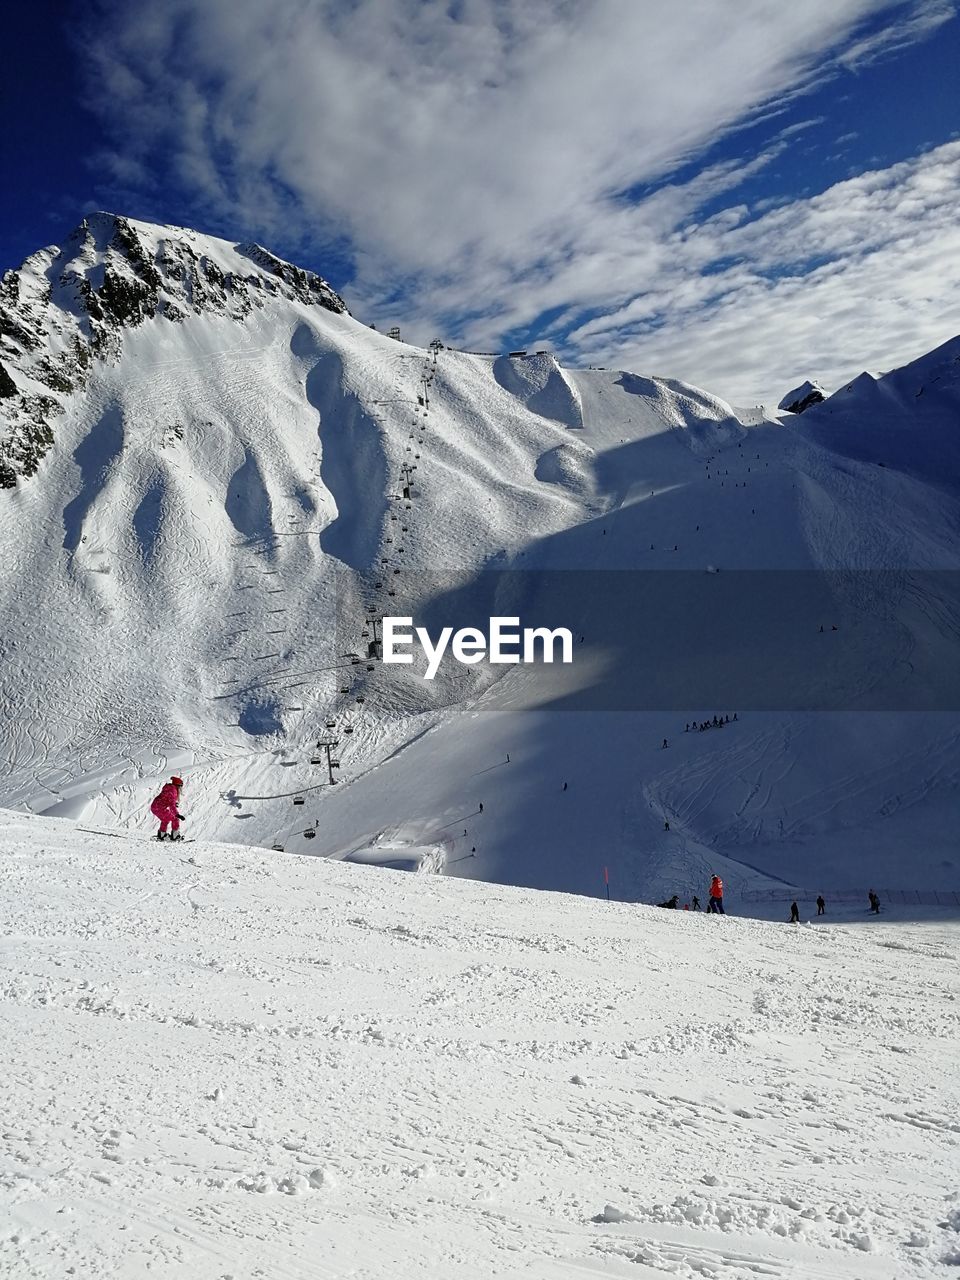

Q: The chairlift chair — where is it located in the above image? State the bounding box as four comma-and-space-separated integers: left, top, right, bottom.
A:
356, 694, 365, 703
325, 718, 336, 727
303, 829, 316, 839
272, 843, 285, 852
331, 760, 341, 768
311, 755, 323, 764
293, 796, 305, 806
344, 725, 354, 734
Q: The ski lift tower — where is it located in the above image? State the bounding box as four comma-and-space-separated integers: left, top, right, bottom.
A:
314, 738, 341, 785
363, 614, 383, 660
399, 461, 416, 500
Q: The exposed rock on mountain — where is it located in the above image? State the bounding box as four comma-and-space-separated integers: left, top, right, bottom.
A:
0, 212, 347, 486
777, 379, 825, 414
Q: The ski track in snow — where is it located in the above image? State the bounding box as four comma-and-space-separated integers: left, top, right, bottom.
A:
1, 811, 958, 1278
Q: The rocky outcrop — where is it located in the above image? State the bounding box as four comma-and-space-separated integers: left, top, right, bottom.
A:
0, 213, 348, 487
778, 380, 825, 415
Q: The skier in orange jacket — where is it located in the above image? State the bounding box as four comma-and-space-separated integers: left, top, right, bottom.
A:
708, 875, 725, 914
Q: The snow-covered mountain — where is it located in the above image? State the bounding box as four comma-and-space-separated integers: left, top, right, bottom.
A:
1, 213, 958, 909
0, 212, 346, 486
778, 380, 825, 414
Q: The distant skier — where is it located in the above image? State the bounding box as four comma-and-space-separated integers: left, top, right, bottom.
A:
150, 775, 185, 842
868, 889, 881, 914
478, 802, 483, 813
816, 895, 825, 916
692, 895, 701, 911
708, 874, 725, 914
663, 820, 670, 831
562, 781, 568, 791
661, 738, 668, 749
657, 894, 679, 909
789, 901, 800, 924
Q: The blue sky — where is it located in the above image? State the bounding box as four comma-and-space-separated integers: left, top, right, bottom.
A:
2, 0, 959, 404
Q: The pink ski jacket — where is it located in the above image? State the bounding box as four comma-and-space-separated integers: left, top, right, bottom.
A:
150, 782, 181, 820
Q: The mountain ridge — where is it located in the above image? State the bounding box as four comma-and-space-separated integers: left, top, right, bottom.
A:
0, 212, 347, 485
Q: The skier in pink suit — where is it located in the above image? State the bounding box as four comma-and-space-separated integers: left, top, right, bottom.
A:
150, 775, 184, 841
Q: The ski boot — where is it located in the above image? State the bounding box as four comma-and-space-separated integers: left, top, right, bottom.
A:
169, 832, 183, 843
156, 830, 167, 842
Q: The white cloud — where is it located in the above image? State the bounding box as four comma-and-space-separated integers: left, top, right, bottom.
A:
78, 0, 959, 405
837, 0, 955, 65
564, 143, 960, 405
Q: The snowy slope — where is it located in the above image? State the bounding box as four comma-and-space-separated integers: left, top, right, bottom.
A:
797, 336, 960, 494
1, 810, 958, 1279
0, 214, 958, 909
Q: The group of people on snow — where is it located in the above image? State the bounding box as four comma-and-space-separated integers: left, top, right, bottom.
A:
684, 714, 736, 734
145, 779, 883, 930
657, 875, 725, 914
661, 716, 738, 748
655, 883, 857, 924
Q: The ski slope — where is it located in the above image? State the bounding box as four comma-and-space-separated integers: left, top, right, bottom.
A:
0, 215, 958, 910
1, 810, 958, 1279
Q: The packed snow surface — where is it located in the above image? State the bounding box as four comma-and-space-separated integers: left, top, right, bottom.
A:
1, 810, 958, 1278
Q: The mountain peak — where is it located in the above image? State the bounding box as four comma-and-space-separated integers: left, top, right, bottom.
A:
0, 213, 348, 486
